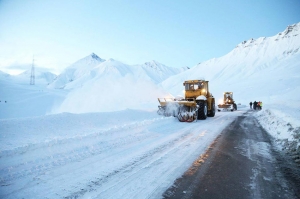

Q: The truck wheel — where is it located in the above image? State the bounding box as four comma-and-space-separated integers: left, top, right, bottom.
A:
197, 101, 207, 120
208, 100, 215, 117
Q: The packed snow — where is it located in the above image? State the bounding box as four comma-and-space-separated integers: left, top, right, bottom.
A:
0, 108, 246, 198
0, 22, 300, 198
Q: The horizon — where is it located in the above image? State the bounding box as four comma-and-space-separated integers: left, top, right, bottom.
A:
0, 0, 300, 75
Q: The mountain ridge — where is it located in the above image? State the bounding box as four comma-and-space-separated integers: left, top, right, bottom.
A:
48, 54, 187, 89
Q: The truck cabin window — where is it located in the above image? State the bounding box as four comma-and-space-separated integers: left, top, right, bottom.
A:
185, 83, 203, 90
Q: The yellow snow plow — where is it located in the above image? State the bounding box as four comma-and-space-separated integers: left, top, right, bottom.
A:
157, 80, 215, 122
217, 92, 237, 111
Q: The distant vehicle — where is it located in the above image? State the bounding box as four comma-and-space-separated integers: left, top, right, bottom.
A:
157, 79, 215, 122
217, 92, 237, 112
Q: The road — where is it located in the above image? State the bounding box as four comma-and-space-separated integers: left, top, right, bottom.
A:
0, 109, 243, 199
163, 111, 300, 199
2, 109, 299, 198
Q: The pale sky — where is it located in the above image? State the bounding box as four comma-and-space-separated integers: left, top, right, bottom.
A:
0, 0, 299, 74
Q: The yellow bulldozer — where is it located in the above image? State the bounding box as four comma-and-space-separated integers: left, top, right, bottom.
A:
217, 92, 237, 112
157, 79, 215, 122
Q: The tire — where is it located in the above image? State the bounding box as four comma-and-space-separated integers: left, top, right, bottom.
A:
207, 99, 215, 117
197, 101, 208, 120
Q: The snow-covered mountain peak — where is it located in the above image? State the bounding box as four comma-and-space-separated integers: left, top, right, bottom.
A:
280, 22, 300, 36
235, 22, 300, 49
144, 60, 164, 69
70, 53, 105, 68
90, 53, 104, 62
48, 53, 105, 89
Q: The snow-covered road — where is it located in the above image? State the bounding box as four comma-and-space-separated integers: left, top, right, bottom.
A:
0, 109, 245, 198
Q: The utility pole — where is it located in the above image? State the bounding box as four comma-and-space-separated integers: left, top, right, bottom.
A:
30, 56, 35, 85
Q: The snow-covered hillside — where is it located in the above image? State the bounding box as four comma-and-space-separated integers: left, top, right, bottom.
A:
0, 78, 67, 119
162, 22, 300, 107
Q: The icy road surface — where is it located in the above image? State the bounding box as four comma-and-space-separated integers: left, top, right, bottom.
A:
163, 111, 300, 199
0, 108, 245, 199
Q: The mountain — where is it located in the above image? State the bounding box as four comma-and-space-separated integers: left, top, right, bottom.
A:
48, 53, 188, 89
48, 53, 105, 89
161, 22, 300, 106
52, 22, 300, 114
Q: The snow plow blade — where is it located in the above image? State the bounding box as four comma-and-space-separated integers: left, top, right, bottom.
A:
158, 98, 197, 107
218, 104, 232, 109
157, 98, 198, 122
218, 104, 235, 112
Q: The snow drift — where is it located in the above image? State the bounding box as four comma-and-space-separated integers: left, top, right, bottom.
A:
50, 57, 183, 113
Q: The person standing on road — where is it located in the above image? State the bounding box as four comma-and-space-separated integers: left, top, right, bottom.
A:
260, 101, 263, 110
253, 101, 257, 110
249, 101, 253, 109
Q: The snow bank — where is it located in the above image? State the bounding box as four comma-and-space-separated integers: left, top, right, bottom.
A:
254, 106, 300, 153
0, 109, 160, 153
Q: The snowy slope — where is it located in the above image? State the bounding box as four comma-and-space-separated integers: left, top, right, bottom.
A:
0, 68, 61, 119
0, 78, 67, 119
161, 22, 300, 106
